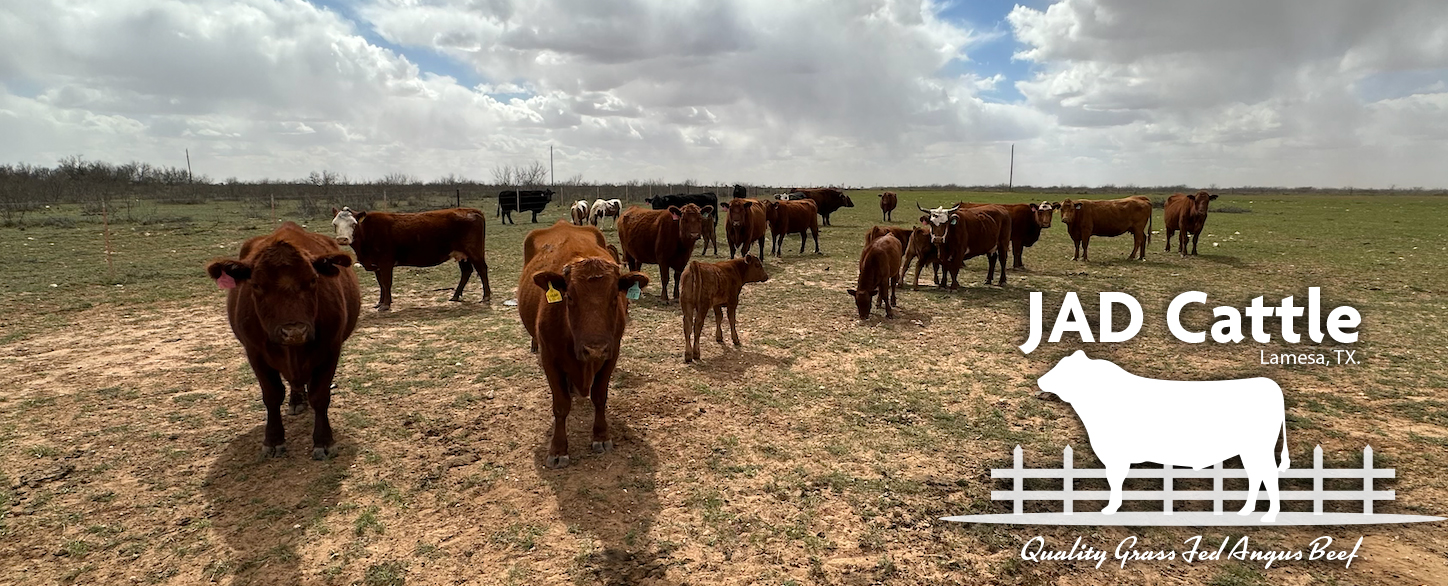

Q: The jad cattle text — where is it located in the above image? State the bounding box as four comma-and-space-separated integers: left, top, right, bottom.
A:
1019, 288, 1361, 355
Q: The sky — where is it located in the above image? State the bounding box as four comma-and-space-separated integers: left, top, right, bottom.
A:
3, 0, 1447, 188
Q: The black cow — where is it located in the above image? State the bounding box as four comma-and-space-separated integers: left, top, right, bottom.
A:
732, 184, 748, 199
497, 189, 556, 224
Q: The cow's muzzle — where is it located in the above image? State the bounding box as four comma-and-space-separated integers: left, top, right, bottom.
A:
275, 323, 313, 346
335, 237, 351, 246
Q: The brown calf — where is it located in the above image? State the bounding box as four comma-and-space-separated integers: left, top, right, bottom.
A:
207, 222, 361, 459
865, 225, 913, 251
901, 226, 941, 290
1164, 190, 1217, 256
679, 255, 770, 362
331, 207, 491, 311
518, 221, 650, 468
878, 191, 898, 222
725, 198, 768, 259
958, 201, 1054, 269
1058, 196, 1153, 261
764, 199, 821, 256
617, 203, 710, 302
848, 234, 903, 319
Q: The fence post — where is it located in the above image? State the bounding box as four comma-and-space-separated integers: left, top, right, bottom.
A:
1062, 446, 1073, 515
1363, 445, 1374, 515
1163, 465, 1173, 515
1013, 445, 1023, 515
1314, 445, 1324, 515
1212, 462, 1222, 515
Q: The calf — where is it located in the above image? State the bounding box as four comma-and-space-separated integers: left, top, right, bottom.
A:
1164, 190, 1218, 256
680, 255, 770, 362
1038, 351, 1289, 522
725, 198, 768, 259
865, 225, 912, 251
1059, 196, 1153, 261
518, 221, 650, 468
497, 189, 556, 224
331, 207, 491, 312
959, 201, 1055, 269
901, 226, 942, 290
617, 203, 711, 302
848, 233, 903, 319
207, 222, 361, 459
878, 191, 898, 222
570, 200, 590, 225
763, 199, 821, 256
588, 198, 622, 227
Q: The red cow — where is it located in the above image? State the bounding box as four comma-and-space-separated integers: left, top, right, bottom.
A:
617, 204, 710, 302
789, 187, 854, 226
724, 198, 768, 259
207, 222, 361, 459
848, 233, 903, 319
1164, 190, 1218, 256
331, 207, 491, 312
763, 199, 821, 256
921, 205, 1011, 289
679, 255, 770, 362
1058, 196, 1153, 261
518, 221, 650, 468
878, 191, 898, 222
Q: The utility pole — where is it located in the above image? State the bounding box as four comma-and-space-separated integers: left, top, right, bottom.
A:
1008, 144, 1015, 191
185, 148, 194, 198
549, 145, 554, 188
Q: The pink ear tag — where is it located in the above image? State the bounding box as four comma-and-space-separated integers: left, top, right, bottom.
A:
671, 213, 680, 220
216, 273, 236, 289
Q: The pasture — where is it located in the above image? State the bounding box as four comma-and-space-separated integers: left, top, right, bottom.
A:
1, 191, 1446, 585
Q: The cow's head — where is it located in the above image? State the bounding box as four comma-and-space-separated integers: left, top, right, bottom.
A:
1031, 201, 1054, 229
727, 198, 757, 227
207, 241, 352, 346
1059, 199, 1083, 225
905, 226, 934, 256
532, 257, 649, 363
1037, 350, 1112, 404
916, 202, 960, 245
740, 254, 769, 283
670, 203, 708, 242
1188, 190, 1217, 213
844, 287, 875, 320
331, 207, 363, 246
842, 195, 855, 208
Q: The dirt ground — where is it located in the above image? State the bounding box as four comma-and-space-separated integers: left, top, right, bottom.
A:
1, 192, 1446, 585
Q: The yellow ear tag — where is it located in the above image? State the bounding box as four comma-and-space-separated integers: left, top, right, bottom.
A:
546, 283, 562, 303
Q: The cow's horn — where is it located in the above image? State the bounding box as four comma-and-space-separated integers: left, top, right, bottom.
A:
947, 204, 960, 212
916, 202, 927, 212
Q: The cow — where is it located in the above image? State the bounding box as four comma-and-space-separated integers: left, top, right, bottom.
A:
1058, 196, 1153, 261
958, 201, 1055, 269
773, 192, 806, 201
679, 255, 770, 362
763, 199, 821, 256
518, 221, 650, 468
646, 193, 719, 256
206, 222, 361, 459
331, 206, 491, 312
918, 202, 1010, 288
847, 233, 903, 319
497, 188, 556, 224
878, 191, 898, 222
569, 200, 590, 225
901, 226, 942, 290
865, 225, 912, 251
732, 184, 748, 199
617, 203, 710, 302
1164, 191, 1218, 256
724, 198, 768, 259
1037, 350, 1290, 522
588, 198, 622, 227
790, 187, 854, 226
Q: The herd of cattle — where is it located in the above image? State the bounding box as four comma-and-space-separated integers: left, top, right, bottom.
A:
206, 187, 1223, 466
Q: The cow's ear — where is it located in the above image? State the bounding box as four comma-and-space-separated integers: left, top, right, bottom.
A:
618, 271, 650, 292
702, 205, 715, 217
1052, 201, 1062, 209
312, 253, 353, 276
1029, 203, 1039, 211
331, 207, 341, 216
353, 210, 367, 221
845, 289, 857, 296
1186, 193, 1197, 202
1208, 194, 1218, 201
207, 259, 252, 287
532, 270, 567, 292
668, 205, 682, 220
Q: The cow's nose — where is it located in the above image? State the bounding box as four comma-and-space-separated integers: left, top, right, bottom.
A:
277, 323, 311, 346
580, 344, 610, 362
336, 237, 351, 245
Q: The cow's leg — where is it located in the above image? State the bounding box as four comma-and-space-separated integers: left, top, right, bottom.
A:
1012, 241, 1025, 269
812, 229, 821, 254
476, 258, 492, 301
1071, 238, 1081, 261
1239, 469, 1262, 517
1136, 230, 1147, 260
1102, 461, 1128, 514
727, 302, 741, 346
287, 381, 307, 415
1166, 227, 1175, 252
672, 267, 683, 302
250, 358, 287, 457
1080, 236, 1090, 262
755, 237, 765, 259
1239, 452, 1281, 521
375, 266, 394, 312
985, 253, 997, 285
544, 368, 572, 468
1191, 231, 1200, 256
531, 210, 540, 223
307, 358, 339, 459
690, 306, 706, 361
451, 259, 473, 302
798, 232, 807, 254
682, 303, 695, 362
713, 305, 726, 344
589, 361, 617, 453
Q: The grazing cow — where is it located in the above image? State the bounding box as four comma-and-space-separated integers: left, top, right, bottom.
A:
1059, 196, 1153, 261
617, 204, 711, 302
570, 200, 590, 225
763, 199, 821, 256
588, 198, 622, 227
679, 255, 770, 362
958, 201, 1055, 269
790, 187, 854, 226
732, 184, 748, 199
725, 198, 769, 259
646, 193, 719, 256
865, 225, 912, 251
1164, 190, 1218, 256
901, 226, 942, 290
919, 203, 1011, 288
1037, 350, 1290, 522
518, 221, 650, 468
848, 233, 903, 319
331, 207, 492, 312
207, 222, 361, 459
878, 191, 898, 222
497, 188, 556, 224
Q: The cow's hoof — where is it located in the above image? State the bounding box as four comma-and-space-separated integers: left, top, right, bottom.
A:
449, 296, 464, 302
262, 445, 286, 458
312, 445, 337, 460
289, 403, 307, 416
684, 355, 694, 363
377, 305, 392, 312
1102, 506, 1119, 515
545, 454, 570, 469
1237, 509, 1254, 516
591, 440, 613, 453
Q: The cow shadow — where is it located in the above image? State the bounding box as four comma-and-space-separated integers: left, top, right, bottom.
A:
534, 417, 665, 585
686, 348, 791, 379
202, 420, 356, 585
362, 301, 494, 323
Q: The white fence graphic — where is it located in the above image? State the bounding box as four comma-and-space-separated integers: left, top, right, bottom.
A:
943, 445, 1444, 526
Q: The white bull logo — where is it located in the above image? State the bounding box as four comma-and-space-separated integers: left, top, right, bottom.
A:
1038, 351, 1290, 522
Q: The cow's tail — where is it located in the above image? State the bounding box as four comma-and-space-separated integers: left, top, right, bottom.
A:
496, 199, 501, 218
1277, 418, 1290, 472
1147, 209, 1154, 244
